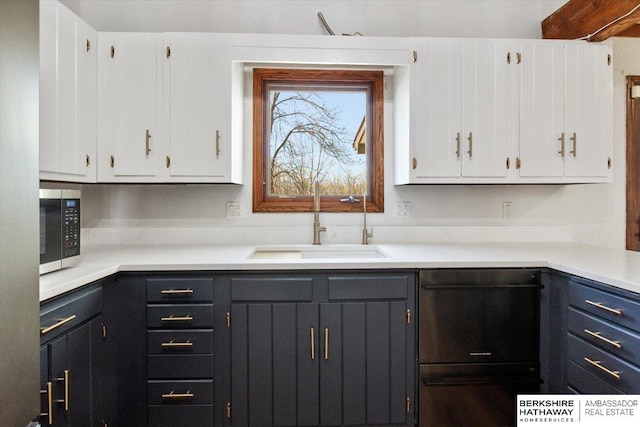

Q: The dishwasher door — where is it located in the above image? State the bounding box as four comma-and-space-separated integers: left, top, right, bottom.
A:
419, 268, 541, 364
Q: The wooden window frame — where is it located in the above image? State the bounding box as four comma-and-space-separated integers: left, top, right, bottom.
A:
252, 68, 384, 213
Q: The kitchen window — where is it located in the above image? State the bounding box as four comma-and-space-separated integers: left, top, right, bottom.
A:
252, 68, 384, 213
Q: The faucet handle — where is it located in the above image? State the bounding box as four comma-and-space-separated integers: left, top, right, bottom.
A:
340, 195, 360, 203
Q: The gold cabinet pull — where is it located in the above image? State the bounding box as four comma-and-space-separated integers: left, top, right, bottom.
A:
55, 370, 70, 411
584, 329, 622, 349
455, 132, 461, 159
166, 155, 171, 168
160, 289, 193, 295
40, 381, 53, 425
585, 300, 622, 315
160, 315, 193, 322
161, 390, 194, 399
145, 129, 152, 156
467, 132, 473, 158
569, 132, 577, 157
161, 340, 193, 348
412, 157, 417, 170
324, 328, 329, 360
86, 154, 91, 167
110, 155, 115, 168
40, 315, 77, 335
584, 357, 620, 379
558, 133, 565, 157
310, 328, 315, 360
215, 130, 221, 158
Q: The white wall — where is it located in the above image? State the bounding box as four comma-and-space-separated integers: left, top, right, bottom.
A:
66, 0, 632, 249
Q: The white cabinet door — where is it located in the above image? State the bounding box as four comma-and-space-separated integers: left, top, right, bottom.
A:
164, 33, 232, 181
461, 41, 510, 178
39, 0, 97, 182
98, 33, 162, 181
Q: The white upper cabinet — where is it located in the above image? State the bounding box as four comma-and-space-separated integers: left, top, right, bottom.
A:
97, 32, 162, 182
406, 39, 512, 183
40, 0, 97, 182
163, 33, 241, 183
518, 41, 613, 181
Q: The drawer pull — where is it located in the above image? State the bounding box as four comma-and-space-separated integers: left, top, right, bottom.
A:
161, 340, 193, 348
585, 300, 622, 315
161, 391, 194, 399
160, 315, 193, 322
40, 315, 77, 335
160, 289, 194, 295
40, 381, 53, 425
310, 328, 315, 360
584, 357, 620, 379
584, 329, 622, 349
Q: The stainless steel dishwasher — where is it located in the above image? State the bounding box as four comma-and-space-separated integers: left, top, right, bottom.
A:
419, 269, 542, 427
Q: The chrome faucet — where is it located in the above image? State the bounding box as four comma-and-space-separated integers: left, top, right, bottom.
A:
362, 194, 373, 245
313, 182, 326, 245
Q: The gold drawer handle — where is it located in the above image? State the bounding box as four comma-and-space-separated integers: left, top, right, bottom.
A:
161, 340, 193, 348
584, 357, 620, 379
160, 315, 193, 322
310, 328, 315, 360
324, 328, 329, 360
40, 382, 53, 425
160, 289, 194, 295
584, 329, 622, 349
161, 391, 194, 399
585, 300, 622, 315
40, 315, 77, 335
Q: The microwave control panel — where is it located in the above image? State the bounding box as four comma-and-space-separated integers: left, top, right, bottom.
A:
62, 198, 80, 258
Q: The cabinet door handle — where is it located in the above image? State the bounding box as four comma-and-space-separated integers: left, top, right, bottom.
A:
40, 315, 77, 335
569, 132, 577, 157
558, 133, 565, 157
455, 132, 461, 159
160, 289, 193, 295
584, 357, 620, 379
40, 381, 53, 425
585, 300, 622, 315
215, 130, 221, 158
467, 132, 473, 158
324, 328, 329, 360
310, 327, 315, 360
584, 329, 622, 349
160, 315, 193, 322
145, 129, 151, 156
161, 391, 194, 399
55, 370, 70, 411
161, 340, 193, 348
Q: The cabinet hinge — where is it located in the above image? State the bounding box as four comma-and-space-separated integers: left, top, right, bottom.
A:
412, 50, 417, 63
406, 309, 411, 324
110, 155, 115, 168
110, 45, 115, 58
86, 39, 91, 52
166, 156, 171, 168
226, 402, 231, 418
608, 157, 612, 169
406, 397, 411, 413
506, 157, 510, 170
507, 52, 511, 64
226, 312, 231, 328
412, 157, 417, 170
102, 324, 107, 339
516, 157, 521, 170
166, 46, 171, 59
86, 154, 91, 167
608, 54, 612, 66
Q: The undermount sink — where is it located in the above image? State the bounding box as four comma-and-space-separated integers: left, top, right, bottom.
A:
249, 245, 388, 260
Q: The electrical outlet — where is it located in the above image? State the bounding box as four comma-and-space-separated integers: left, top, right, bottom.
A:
394, 202, 411, 218
503, 201, 512, 219
226, 202, 243, 219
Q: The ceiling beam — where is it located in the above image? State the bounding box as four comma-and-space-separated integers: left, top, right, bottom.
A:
542, 0, 640, 42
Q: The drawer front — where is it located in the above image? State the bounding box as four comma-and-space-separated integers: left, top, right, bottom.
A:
147, 304, 213, 329
40, 285, 102, 343
328, 275, 409, 300
568, 307, 640, 366
568, 281, 640, 333
148, 380, 213, 405
567, 360, 623, 394
148, 405, 214, 427
147, 277, 213, 303
230, 276, 313, 301
147, 330, 213, 354
567, 334, 640, 394
147, 354, 213, 379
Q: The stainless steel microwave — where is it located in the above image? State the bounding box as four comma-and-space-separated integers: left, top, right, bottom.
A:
40, 189, 80, 275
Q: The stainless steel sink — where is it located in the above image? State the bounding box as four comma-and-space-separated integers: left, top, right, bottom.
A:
249, 245, 388, 260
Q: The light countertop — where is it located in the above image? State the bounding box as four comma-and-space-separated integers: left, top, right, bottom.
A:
40, 242, 640, 301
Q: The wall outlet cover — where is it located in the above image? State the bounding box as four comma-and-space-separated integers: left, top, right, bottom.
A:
394, 202, 411, 218
226, 202, 243, 219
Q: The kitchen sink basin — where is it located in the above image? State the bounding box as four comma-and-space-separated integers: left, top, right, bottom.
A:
249, 245, 388, 260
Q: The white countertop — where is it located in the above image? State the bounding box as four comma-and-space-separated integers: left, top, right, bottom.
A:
40, 242, 640, 301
